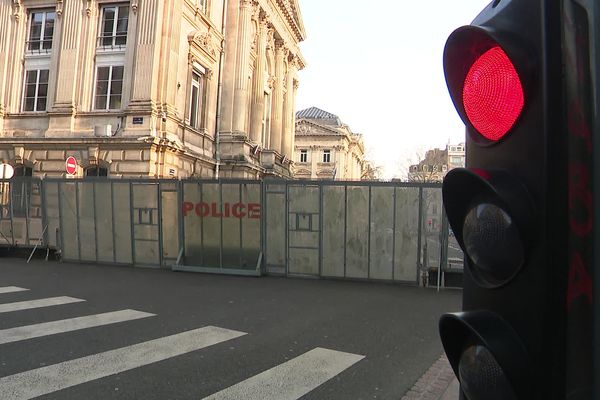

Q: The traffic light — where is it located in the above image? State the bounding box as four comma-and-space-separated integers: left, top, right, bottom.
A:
439, 0, 595, 399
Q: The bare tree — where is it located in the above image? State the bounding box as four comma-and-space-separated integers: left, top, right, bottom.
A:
361, 161, 383, 180
404, 147, 447, 183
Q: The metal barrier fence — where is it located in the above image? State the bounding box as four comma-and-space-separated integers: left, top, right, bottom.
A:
0, 179, 463, 286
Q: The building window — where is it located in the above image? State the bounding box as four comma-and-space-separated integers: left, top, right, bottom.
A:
450, 156, 463, 164
94, 66, 124, 110
323, 150, 331, 163
11, 166, 33, 218
299, 149, 308, 163
188, 71, 204, 129
13, 166, 33, 177
85, 166, 109, 177
22, 70, 49, 112
27, 10, 55, 53
99, 4, 129, 49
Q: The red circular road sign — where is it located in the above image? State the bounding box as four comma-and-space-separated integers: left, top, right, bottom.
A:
65, 156, 78, 175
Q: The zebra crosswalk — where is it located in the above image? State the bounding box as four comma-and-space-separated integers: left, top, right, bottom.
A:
0, 309, 155, 345
0, 287, 29, 294
0, 285, 365, 400
0, 296, 85, 314
202, 348, 365, 400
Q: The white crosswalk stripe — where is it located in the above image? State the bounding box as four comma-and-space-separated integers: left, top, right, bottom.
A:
0, 309, 155, 345
202, 347, 365, 400
0, 296, 85, 314
0, 287, 29, 294
0, 326, 247, 400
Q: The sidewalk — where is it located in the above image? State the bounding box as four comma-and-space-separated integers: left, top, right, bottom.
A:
401, 354, 459, 400
440, 378, 459, 400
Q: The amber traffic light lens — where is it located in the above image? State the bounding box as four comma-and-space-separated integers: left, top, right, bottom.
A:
462, 202, 525, 287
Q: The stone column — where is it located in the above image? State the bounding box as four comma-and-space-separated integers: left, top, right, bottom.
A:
231, 0, 253, 135
219, 0, 240, 134
249, 12, 268, 143
129, 0, 164, 108
269, 40, 285, 153
310, 145, 317, 179
52, 0, 85, 112
291, 79, 299, 161
161, 0, 181, 113
121, 1, 139, 111
281, 55, 297, 157
77, 2, 99, 112
0, 1, 13, 124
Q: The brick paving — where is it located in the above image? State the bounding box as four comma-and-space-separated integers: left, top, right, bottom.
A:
401, 354, 457, 400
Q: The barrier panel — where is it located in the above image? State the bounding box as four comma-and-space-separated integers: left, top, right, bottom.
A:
0, 178, 462, 287
175, 181, 262, 275
265, 182, 432, 284
264, 183, 286, 274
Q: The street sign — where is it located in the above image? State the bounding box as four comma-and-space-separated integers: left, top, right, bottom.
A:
0, 163, 14, 179
65, 156, 78, 175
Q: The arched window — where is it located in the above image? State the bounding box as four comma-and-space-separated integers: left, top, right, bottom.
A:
13, 165, 33, 177
85, 166, 108, 177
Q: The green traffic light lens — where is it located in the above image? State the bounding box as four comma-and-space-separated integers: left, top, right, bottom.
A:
462, 203, 524, 287
458, 345, 518, 400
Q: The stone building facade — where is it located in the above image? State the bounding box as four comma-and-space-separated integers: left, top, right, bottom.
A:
447, 142, 465, 169
293, 107, 364, 180
0, 0, 305, 178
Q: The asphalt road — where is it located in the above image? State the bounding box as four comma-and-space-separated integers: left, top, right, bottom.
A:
0, 258, 461, 400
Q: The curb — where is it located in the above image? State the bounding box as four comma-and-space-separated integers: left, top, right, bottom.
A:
401, 354, 457, 400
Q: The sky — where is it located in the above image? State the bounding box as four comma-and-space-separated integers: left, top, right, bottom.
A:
295, 0, 493, 179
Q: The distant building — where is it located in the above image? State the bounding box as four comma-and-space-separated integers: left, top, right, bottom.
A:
447, 142, 466, 169
293, 107, 365, 180
407, 142, 465, 183
408, 148, 448, 183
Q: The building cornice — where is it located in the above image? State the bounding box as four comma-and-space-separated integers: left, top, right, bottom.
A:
257, 0, 306, 69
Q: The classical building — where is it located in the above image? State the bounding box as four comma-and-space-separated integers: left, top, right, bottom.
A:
0, 0, 305, 179
293, 107, 365, 180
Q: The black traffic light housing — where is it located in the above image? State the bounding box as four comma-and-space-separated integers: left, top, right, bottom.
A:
438, 0, 578, 399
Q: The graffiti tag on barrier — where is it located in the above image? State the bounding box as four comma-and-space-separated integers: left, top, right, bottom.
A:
182, 202, 261, 219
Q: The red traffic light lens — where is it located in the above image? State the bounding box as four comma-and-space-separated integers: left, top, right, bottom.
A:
462, 46, 524, 141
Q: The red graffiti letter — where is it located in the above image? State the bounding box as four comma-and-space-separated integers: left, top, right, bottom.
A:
195, 202, 210, 217
568, 164, 593, 236
182, 202, 194, 217
247, 203, 261, 219
567, 252, 593, 309
211, 202, 223, 217
232, 203, 246, 218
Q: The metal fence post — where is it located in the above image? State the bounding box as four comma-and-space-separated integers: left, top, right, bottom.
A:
416, 187, 424, 285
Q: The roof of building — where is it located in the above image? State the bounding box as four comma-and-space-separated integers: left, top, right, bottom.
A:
296, 107, 341, 125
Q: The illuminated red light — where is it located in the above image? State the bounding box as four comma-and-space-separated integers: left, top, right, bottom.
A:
462, 46, 524, 141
